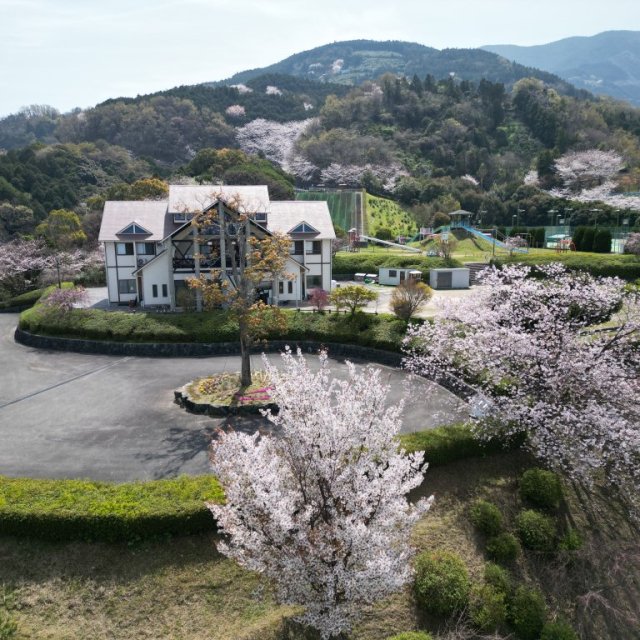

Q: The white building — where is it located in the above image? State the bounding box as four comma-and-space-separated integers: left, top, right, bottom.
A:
98, 185, 335, 308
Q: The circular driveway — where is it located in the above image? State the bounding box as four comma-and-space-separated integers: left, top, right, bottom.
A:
0, 314, 468, 481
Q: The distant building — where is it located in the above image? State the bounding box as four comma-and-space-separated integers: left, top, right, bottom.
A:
98, 185, 335, 308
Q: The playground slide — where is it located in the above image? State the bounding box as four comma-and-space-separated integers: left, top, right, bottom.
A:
456, 224, 528, 253
359, 235, 423, 253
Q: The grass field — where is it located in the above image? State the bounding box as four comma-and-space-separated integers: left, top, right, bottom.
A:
2, 452, 638, 639
365, 194, 417, 239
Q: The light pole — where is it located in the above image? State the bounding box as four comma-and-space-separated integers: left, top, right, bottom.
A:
590, 208, 601, 229
512, 214, 517, 234
517, 208, 525, 228
548, 209, 557, 227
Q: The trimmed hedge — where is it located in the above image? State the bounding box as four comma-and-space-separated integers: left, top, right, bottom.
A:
494, 252, 640, 281
398, 423, 524, 467
19, 305, 409, 352
0, 475, 224, 542
0, 288, 46, 311
333, 253, 462, 279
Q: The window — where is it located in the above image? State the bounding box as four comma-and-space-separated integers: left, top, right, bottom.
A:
288, 281, 293, 294
254, 212, 268, 223
117, 222, 151, 235
305, 240, 322, 255
388, 269, 397, 278
289, 221, 319, 234
291, 240, 304, 255
118, 279, 136, 294
116, 242, 134, 256
152, 284, 158, 298
162, 284, 168, 297
278, 282, 284, 295
136, 242, 156, 255
306, 275, 322, 288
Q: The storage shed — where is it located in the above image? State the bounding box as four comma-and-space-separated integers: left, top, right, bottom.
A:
378, 268, 422, 286
429, 268, 470, 290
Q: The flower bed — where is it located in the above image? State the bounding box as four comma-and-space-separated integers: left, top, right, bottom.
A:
174, 371, 277, 415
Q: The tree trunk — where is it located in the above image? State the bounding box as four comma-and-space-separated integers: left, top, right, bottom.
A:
239, 322, 252, 387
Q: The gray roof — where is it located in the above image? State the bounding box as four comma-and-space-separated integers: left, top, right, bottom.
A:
98, 201, 172, 242
268, 201, 335, 240
168, 185, 270, 214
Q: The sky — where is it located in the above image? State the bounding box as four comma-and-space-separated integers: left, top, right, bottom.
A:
1, 0, 638, 117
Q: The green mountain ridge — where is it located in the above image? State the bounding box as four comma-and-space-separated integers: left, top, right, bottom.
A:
213, 39, 588, 98
482, 30, 640, 106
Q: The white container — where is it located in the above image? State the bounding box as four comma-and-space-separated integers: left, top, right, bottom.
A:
429, 268, 470, 290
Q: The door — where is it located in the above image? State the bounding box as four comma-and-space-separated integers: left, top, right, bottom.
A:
137, 275, 144, 302
399, 271, 406, 283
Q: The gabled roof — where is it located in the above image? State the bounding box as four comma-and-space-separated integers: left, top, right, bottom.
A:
168, 185, 270, 215
268, 201, 335, 240
98, 201, 172, 242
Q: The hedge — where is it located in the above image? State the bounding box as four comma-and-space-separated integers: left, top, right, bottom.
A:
19, 305, 410, 352
494, 252, 640, 281
398, 423, 524, 467
0, 424, 524, 543
333, 253, 462, 279
0, 475, 224, 542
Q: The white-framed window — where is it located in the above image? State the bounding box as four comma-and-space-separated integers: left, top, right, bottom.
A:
288, 281, 293, 294
306, 275, 322, 288
118, 279, 136, 294
279, 282, 284, 295
388, 269, 397, 278
116, 242, 134, 256
162, 284, 168, 297
152, 284, 158, 298
305, 240, 322, 255
136, 242, 156, 255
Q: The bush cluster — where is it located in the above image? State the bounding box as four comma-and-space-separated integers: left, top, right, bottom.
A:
484, 562, 511, 594
540, 620, 579, 640
414, 551, 470, 617
470, 584, 507, 632
508, 586, 547, 640
519, 468, 563, 510
0, 475, 223, 542
486, 532, 521, 564
470, 499, 504, 536
515, 510, 557, 552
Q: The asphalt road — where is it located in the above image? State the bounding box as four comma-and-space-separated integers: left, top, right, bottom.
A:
0, 313, 468, 481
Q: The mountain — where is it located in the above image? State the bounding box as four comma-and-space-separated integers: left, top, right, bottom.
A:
483, 31, 640, 106
214, 40, 587, 98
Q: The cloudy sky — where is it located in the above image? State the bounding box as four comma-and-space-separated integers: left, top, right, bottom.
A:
0, 0, 638, 117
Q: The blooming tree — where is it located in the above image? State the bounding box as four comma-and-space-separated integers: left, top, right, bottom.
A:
390, 280, 433, 320
404, 264, 640, 516
225, 104, 246, 118
308, 287, 329, 311
42, 285, 88, 313
624, 232, 640, 256
0, 239, 53, 295
209, 349, 432, 638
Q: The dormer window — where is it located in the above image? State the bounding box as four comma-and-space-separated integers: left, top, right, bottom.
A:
173, 212, 194, 224
289, 221, 319, 235
117, 222, 151, 235
254, 212, 268, 224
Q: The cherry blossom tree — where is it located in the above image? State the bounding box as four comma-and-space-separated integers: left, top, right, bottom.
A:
404, 264, 640, 516
308, 287, 329, 311
225, 104, 246, 118
0, 239, 53, 296
623, 232, 640, 256
209, 348, 432, 639
42, 285, 88, 313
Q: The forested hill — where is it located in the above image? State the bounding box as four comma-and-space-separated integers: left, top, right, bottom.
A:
215, 40, 588, 98
483, 31, 640, 106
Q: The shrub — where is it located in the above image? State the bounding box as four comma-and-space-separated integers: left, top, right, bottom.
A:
540, 620, 578, 640
470, 500, 504, 536
390, 280, 433, 320
592, 228, 612, 254
470, 584, 507, 633
486, 532, 520, 564
516, 510, 557, 552
558, 527, 583, 551
387, 633, 433, 640
414, 551, 471, 616
0, 611, 17, 640
484, 562, 511, 594
0, 475, 224, 542
508, 586, 547, 640
519, 469, 563, 510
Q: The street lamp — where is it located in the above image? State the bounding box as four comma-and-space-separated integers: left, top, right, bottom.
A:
512, 214, 517, 234
517, 208, 525, 227
590, 208, 601, 228
548, 209, 558, 226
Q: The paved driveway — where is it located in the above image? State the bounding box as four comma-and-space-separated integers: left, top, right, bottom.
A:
0, 314, 468, 481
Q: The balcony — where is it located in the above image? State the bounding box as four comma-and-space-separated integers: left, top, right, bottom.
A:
173, 257, 222, 271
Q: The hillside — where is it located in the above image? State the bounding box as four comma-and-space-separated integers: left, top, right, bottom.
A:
483, 30, 640, 106
216, 40, 588, 98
